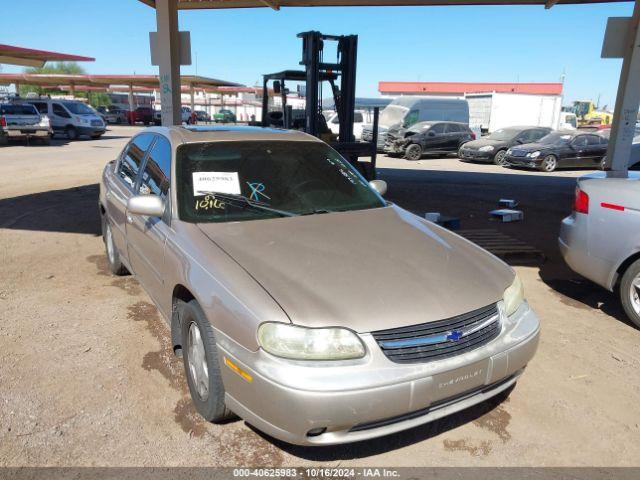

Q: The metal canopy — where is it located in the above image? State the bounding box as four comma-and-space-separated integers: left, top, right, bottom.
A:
0, 73, 242, 89
0, 44, 95, 68
264, 70, 338, 82
138, 0, 626, 10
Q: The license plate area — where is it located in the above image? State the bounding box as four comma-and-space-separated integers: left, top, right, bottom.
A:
431, 359, 489, 402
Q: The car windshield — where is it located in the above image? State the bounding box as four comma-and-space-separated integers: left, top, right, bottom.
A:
177, 140, 385, 223
378, 105, 408, 128
538, 132, 573, 145
0, 104, 38, 115
487, 128, 519, 141
62, 101, 95, 115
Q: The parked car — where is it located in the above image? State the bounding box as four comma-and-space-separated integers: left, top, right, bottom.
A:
24, 98, 105, 140
153, 109, 162, 126
327, 110, 367, 140
0, 102, 52, 145
503, 130, 608, 172
180, 106, 192, 124
99, 125, 539, 446
458, 126, 552, 166
559, 167, 640, 328
213, 108, 236, 123
385, 121, 475, 160
194, 110, 211, 122
97, 105, 128, 125
362, 97, 470, 150
134, 107, 154, 126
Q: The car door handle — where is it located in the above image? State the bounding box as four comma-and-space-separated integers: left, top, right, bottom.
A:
126, 214, 133, 224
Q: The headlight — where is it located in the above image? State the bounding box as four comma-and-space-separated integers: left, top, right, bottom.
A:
479, 145, 495, 152
39, 115, 50, 127
529, 151, 541, 158
257, 322, 365, 360
503, 274, 525, 317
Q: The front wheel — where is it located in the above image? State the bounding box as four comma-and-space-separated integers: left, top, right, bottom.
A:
180, 300, 234, 423
619, 259, 640, 329
539, 154, 558, 172
494, 150, 508, 166
66, 126, 78, 140
404, 143, 423, 161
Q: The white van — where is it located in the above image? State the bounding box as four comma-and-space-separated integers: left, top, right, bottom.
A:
24, 99, 106, 140
327, 110, 369, 140
362, 97, 470, 149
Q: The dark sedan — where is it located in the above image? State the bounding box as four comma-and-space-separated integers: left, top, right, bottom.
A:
385, 121, 475, 160
503, 131, 608, 172
458, 126, 551, 166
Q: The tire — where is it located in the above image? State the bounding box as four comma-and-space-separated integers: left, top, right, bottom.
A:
40, 135, 51, 146
493, 149, 508, 166
91, 134, 103, 140
66, 126, 78, 141
102, 216, 128, 275
619, 259, 640, 329
539, 154, 558, 172
404, 143, 423, 161
180, 300, 234, 423
0, 135, 8, 146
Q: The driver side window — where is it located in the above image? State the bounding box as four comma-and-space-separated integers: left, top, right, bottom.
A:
404, 110, 419, 128
572, 136, 588, 148
429, 123, 446, 135
52, 103, 70, 118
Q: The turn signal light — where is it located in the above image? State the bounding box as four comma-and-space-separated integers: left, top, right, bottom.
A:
574, 187, 589, 214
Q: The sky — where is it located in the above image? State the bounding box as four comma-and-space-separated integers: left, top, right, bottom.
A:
0, 0, 632, 108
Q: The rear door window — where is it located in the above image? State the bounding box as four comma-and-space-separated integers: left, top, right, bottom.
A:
117, 133, 155, 189
0, 104, 38, 115
572, 136, 588, 148
586, 135, 602, 146
444, 123, 460, 133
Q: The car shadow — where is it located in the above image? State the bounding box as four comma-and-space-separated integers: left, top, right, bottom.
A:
0, 184, 101, 236
249, 385, 514, 461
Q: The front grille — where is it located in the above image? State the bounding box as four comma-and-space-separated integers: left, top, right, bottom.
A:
372, 303, 500, 364
91, 119, 103, 127
509, 149, 527, 157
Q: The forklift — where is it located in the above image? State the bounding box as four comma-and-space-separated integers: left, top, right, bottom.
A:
260, 31, 379, 180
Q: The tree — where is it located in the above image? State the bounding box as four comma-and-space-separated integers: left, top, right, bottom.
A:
18, 62, 110, 107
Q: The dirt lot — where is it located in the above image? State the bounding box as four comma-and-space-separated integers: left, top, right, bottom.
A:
1, 125, 639, 467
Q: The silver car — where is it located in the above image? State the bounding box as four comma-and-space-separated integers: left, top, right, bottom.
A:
560, 169, 640, 328
99, 125, 540, 446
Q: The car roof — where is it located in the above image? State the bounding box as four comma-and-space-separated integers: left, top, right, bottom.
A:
145, 125, 321, 144
496, 125, 550, 130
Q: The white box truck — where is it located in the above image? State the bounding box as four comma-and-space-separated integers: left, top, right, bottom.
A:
466, 92, 562, 134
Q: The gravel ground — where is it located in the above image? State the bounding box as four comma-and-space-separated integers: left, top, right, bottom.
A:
1, 125, 639, 467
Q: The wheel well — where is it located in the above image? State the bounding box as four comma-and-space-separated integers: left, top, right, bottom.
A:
171, 284, 196, 357
615, 251, 640, 287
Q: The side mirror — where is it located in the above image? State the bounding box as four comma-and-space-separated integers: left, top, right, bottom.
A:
369, 179, 387, 196
516, 139, 524, 144
127, 195, 165, 217
428, 131, 436, 137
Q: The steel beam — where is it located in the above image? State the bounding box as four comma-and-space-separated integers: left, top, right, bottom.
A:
155, 0, 182, 126
605, 0, 640, 172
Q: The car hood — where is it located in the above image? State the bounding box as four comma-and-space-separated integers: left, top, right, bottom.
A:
463, 138, 508, 149
511, 142, 556, 152
196, 206, 513, 333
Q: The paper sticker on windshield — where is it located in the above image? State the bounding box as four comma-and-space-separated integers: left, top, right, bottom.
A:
193, 172, 240, 196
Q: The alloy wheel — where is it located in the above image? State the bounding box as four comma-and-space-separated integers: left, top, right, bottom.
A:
630, 274, 640, 316
494, 150, 507, 166
542, 155, 557, 172
187, 322, 210, 401
105, 224, 116, 265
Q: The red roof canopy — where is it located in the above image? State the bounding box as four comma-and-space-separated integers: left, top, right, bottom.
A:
379, 81, 563, 96
0, 44, 94, 68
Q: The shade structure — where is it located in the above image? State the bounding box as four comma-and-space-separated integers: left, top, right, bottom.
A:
0, 44, 94, 68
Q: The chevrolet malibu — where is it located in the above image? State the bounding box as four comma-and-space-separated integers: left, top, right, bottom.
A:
99, 126, 540, 446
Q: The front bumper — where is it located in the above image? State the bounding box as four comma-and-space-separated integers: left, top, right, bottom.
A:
504, 155, 541, 168
384, 139, 407, 154
459, 149, 493, 162
216, 302, 540, 446
77, 126, 106, 136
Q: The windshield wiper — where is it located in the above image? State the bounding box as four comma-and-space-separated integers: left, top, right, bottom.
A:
198, 191, 298, 218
